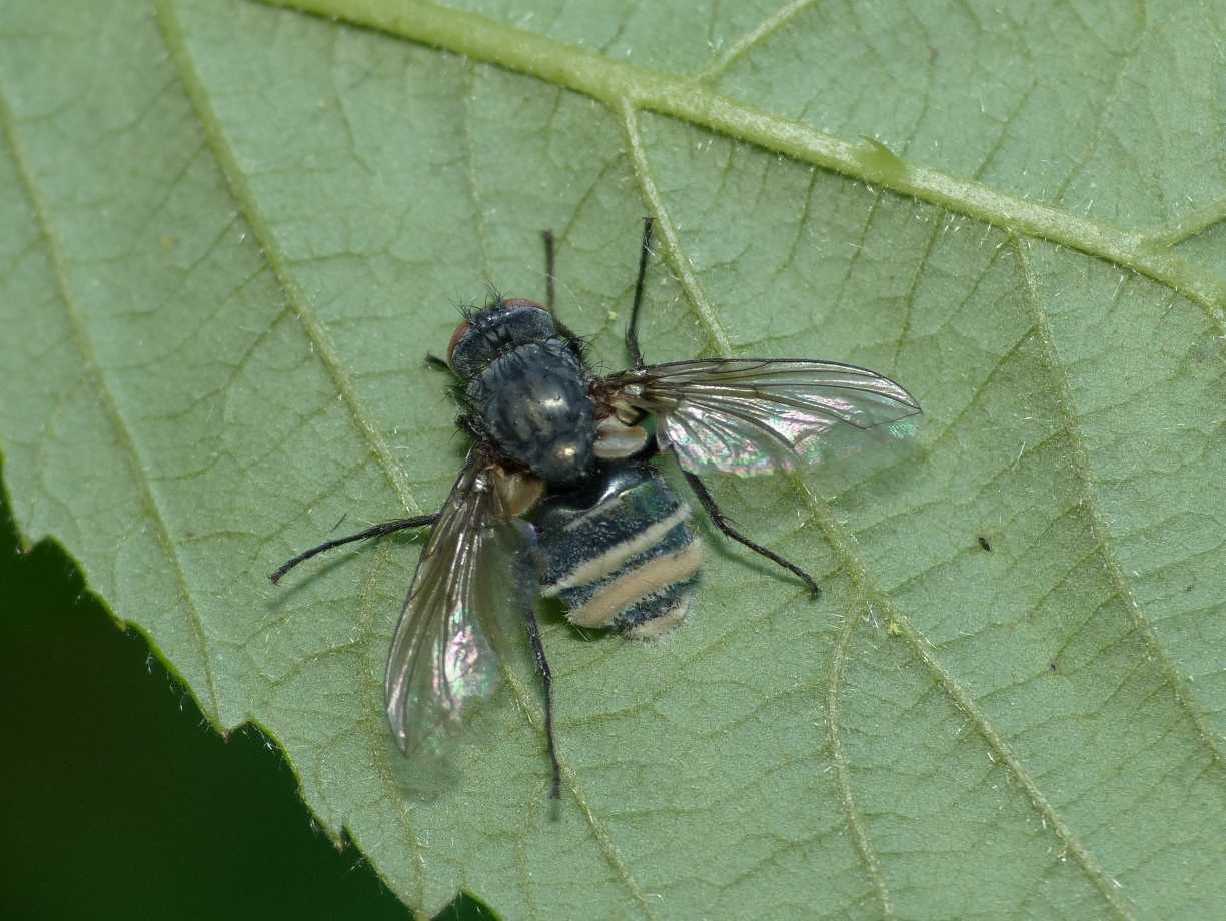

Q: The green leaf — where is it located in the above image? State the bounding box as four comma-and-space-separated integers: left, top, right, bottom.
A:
0, 490, 413, 918
2, 1, 1224, 918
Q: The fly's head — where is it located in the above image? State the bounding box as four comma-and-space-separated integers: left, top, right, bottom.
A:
447, 298, 556, 380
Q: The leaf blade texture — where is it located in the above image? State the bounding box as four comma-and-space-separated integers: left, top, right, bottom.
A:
1, 1, 1225, 918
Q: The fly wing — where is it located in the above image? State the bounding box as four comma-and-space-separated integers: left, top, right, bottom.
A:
605, 358, 921, 476
384, 450, 537, 756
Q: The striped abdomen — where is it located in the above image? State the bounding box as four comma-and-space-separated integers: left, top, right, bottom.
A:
534, 464, 701, 638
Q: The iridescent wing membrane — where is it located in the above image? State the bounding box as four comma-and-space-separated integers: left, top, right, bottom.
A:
605, 358, 921, 476
384, 450, 537, 756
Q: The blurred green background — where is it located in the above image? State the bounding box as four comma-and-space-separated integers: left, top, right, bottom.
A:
0, 467, 491, 920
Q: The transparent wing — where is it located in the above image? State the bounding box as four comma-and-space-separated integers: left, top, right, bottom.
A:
384, 451, 537, 756
605, 358, 921, 476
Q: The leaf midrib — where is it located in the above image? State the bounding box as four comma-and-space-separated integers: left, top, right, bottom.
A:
264, 0, 1226, 324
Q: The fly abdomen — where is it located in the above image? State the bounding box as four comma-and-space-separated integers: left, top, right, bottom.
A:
535, 464, 702, 638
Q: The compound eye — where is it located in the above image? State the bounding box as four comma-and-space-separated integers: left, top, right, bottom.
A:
446, 320, 471, 364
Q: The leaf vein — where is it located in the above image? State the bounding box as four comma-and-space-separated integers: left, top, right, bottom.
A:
156, 0, 424, 517
828, 606, 895, 917
804, 484, 1139, 920
624, 95, 897, 915
697, 0, 822, 81
1011, 234, 1226, 770
263, 0, 1226, 326
622, 91, 1138, 918
0, 81, 224, 720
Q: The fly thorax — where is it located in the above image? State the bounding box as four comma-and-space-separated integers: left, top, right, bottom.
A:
466, 338, 595, 484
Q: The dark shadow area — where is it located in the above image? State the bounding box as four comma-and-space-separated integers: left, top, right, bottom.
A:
0, 472, 494, 921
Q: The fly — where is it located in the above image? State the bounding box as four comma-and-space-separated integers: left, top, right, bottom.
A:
270, 220, 921, 800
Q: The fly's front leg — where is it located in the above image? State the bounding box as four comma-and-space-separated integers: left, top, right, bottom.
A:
626, 217, 655, 369
682, 471, 821, 600
270, 513, 440, 584
538, 229, 586, 350
541, 229, 556, 313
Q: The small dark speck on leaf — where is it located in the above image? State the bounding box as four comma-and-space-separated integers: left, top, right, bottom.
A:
977, 536, 992, 552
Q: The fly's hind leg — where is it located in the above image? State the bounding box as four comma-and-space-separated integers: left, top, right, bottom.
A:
682, 471, 821, 600
520, 605, 562, 800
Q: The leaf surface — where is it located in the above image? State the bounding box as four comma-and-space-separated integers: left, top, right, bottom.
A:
1, 1, 1224, 918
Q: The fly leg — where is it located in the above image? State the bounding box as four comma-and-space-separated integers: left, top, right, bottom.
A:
539, 229, 586, 353
626, 216, 655, 369
682, 471, 821, 600
541, 229, 556, 313
269, 514, 440, 584
520, 605, 562, 800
